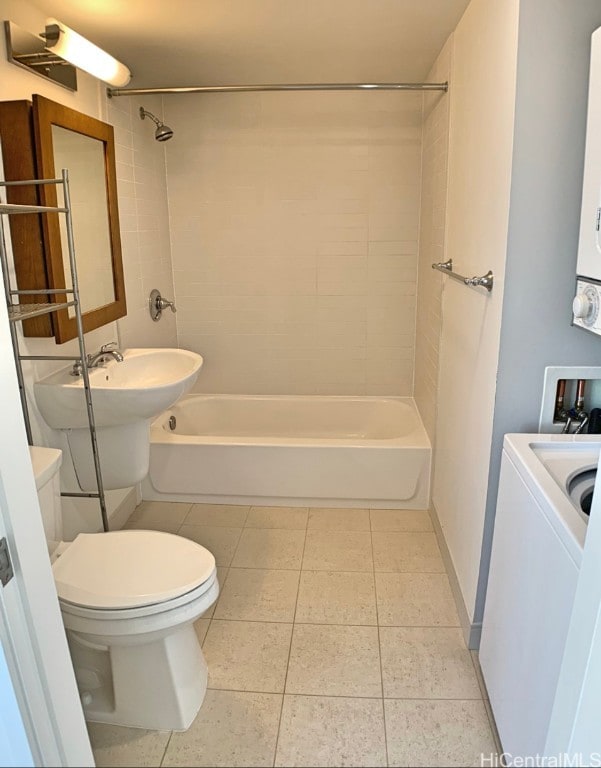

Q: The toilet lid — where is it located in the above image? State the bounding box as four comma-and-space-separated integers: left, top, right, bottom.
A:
52, 530, 216, 610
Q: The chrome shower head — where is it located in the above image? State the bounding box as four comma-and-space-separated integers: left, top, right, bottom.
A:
139, 107, 174, 141
154, 123, 174, 142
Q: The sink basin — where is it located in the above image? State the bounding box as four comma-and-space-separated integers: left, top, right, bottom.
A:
35, 348, 203, 429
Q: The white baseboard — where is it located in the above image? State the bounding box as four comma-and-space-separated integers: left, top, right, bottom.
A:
430, 501, 481, 650
109, 486, 139, 530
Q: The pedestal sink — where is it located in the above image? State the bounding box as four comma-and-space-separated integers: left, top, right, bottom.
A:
34, 348, 203, 490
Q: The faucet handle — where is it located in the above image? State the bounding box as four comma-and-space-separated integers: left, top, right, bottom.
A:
575, 413, 590, 435
100, 341, 119, 353
160, 297, 176, 312
70, 359, 84, 377
149, 289, 177, 321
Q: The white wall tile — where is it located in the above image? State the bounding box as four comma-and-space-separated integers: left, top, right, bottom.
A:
111, 96, 178, 349
414, 39, 452, 444
165, 91, 422, 395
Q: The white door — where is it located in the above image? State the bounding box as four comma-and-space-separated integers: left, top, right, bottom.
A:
0, 630, 33, 767
0, 291, 93, 765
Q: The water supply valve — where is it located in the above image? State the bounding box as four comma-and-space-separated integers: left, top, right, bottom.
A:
149, 288, 177, 322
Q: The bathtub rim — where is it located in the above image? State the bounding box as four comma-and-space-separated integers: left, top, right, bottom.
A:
150, 393, 431, 450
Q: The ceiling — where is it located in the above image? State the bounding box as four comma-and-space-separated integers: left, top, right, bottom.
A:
29, 0, 469, 88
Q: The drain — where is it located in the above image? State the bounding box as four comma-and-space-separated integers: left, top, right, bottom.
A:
581, 488, 594, 517
567, 468, 596, 518
168, 415, 177, 431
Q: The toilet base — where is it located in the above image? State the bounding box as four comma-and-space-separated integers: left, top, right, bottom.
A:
68, 622, 208, 731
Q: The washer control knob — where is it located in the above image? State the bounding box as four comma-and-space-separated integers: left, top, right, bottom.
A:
573, 286, 600, 326
573, 293, 592, 318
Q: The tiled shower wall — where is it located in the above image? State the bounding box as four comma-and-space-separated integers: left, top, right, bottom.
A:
107, 95, 178, 350
414, 40, 452, 442
164, 92, 423, 395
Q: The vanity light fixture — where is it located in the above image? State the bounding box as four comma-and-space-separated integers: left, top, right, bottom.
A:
42, 18, 131, 87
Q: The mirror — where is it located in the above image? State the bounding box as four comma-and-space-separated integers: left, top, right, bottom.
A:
51, 125, 115, 316
27, 94, 126, 343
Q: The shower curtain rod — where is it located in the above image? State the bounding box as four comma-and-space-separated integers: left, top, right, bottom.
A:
107, 81, 448, 97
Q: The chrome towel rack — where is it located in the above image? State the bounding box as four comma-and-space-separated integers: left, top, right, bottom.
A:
432, 259, 494, 293
0, 170, 109, 532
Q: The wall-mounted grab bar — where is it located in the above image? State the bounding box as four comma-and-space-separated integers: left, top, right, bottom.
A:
431, 259, 494, 293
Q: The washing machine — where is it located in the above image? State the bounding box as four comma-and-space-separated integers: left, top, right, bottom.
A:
480, 434, 599, 760
536, 444, 598, 523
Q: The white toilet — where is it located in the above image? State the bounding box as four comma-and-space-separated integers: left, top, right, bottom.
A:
30, 445, 219, 731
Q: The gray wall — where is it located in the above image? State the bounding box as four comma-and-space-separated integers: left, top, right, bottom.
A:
475, 0, 601, 624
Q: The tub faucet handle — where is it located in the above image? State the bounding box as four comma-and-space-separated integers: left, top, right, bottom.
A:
149, 288, 176, 321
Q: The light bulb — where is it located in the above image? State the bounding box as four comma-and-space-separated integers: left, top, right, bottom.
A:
44, 18, 131, 88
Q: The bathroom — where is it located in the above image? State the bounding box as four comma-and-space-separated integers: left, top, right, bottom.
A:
2, 0, 601, 766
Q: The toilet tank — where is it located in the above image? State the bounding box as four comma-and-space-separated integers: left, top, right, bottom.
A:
29, 446, 63, 556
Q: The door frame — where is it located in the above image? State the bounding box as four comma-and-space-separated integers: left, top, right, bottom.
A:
0, 287, 93, 766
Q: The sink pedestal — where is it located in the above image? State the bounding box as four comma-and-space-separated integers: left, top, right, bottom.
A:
66, 421, 151, 491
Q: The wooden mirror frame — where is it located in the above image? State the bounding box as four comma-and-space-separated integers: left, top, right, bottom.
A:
32, 94, 126, 343
0, 100, 52, 338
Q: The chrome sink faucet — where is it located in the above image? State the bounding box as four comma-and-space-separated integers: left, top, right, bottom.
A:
88, 342, 124, 367
71, 342, 124, 376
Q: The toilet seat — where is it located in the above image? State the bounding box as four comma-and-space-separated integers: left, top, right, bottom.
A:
59, 571, 218, 622
53, 529, 216, 611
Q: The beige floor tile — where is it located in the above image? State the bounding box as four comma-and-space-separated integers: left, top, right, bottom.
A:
128, 500, 192, 525
302, 530, 373, 571
385, 699, 497, 767
232, 529, 305, 569
216, 566, 229, 589
204, 566, 229, 619
123, 519, 181, 535
185, 503, 249, 527
308, 507, 370, 531
375, 573, 460, 626
483, 695, 503, 754
163, 689, 282, 767
370, 508, 433, 532
372, 531, 445, 572
295, 571, 377, 625
178, 525, 242, 566
275, 695, 387, 767
87, 722, 171, 767
194, 618, 211, 646
246, 506, 308, 530
203, 619, 292, 693
286, 624, 382, 697
214, 568, 300, 622
470, 650, 490, 701
470, 655, 503, 753
380, 627, 481, 699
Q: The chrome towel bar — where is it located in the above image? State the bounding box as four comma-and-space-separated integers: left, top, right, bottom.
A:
432, 259, 494, 293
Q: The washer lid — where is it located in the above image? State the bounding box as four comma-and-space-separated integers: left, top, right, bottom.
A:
52, 530, 215, 610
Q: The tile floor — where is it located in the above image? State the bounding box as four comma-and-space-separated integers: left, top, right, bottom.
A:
88, 502, 499, 767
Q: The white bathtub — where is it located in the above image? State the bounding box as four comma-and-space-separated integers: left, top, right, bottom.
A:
142, 395, 431, 509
